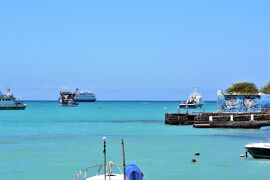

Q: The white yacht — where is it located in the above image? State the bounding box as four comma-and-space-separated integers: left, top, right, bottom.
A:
245, 143, 270, 159
75, 88, 96, 102
179, 89, 203, 109
245, 126, 270, 159
58, 89, 79, 106
0, 88, 27, 110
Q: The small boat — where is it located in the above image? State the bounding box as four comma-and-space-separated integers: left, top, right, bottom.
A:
75, 88, 96, 102
245, 126, 270, 159
0, 88, 27, 110
58, 89, 79, 106
179, 89, 203, 109
74, 138, 144, 180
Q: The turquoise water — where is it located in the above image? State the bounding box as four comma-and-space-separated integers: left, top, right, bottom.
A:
1, 101, 270, 180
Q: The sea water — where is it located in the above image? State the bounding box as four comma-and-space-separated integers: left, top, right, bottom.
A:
0, 101, 270, 180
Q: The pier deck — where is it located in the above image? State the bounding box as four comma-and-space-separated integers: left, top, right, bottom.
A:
165, 110, 270, 129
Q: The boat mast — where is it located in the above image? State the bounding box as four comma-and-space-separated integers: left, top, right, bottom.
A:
121, 139, 126, 180
103, 137, 107, 180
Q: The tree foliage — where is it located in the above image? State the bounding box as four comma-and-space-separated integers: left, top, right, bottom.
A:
260, 82, 270, 94
226, 82, 258, 94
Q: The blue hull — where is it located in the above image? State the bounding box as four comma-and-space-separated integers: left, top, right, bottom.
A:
75, 99, 96, 102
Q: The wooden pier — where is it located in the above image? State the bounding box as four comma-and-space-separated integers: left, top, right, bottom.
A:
165, 113, 197, 125
165, 110, 270, 129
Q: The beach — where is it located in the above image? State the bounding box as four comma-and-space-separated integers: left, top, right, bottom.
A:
1, 101, 270, 179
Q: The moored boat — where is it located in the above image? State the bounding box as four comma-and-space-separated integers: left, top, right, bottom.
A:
245, 143, 270, 159
245, 126, 270, 159
59, 88, 79, 106
0, 88, 27, 110
179, 88, 203, 109
75, 88, 96, 102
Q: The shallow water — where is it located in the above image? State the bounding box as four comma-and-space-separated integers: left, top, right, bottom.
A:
0, 101, 269, 179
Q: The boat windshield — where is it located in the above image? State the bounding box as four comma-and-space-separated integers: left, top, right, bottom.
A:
260, 126, 270, 142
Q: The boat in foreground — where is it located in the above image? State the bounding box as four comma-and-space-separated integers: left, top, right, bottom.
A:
245, 126, 270, 159
0, 88, 27, 110
74, 138, 144, 180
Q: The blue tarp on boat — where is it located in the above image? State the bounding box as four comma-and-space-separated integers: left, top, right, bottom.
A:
126, 164, 144, 180
260, 126, 270, 130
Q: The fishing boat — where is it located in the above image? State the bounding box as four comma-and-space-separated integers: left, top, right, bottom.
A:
75, 88, 96, 102
245, 126, 270, 159
58, 89, 79, 106
74, 138, 144, 180
179, 89, 203, 109
0, 88, 27, 110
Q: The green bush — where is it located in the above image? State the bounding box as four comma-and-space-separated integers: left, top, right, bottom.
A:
226, 82, 258, 94
260, 82, 270, 94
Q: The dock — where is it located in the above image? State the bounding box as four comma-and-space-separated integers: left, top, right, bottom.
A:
165, 110, 270, 128
165, 113, 197, 125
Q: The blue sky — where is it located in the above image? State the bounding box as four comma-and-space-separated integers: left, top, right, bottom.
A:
0, 0, 269, 100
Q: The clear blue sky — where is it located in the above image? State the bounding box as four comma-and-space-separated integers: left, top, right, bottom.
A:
0, 0, 269, 100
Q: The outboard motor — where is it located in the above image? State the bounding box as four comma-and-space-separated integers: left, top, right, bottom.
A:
126, 164, 144, 180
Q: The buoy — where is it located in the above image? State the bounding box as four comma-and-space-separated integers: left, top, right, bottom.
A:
191, 158, 197, 163
240, 154, 245, 157
195, 152, 200, 156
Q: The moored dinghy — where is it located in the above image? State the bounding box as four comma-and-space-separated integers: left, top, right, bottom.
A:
74, 138, 144, 180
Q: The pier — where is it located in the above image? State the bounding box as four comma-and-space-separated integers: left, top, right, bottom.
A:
165, 113, 197, 125
165, 110, 270, 128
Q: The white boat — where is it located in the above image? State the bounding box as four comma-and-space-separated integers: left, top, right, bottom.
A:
245, 143, 270, 159
245, 126, 270, 159
75, 161, 124, 180
0, 88, 26, 110
179, 89, 203, 109
75, 88, 96, 102
74, 139, 144, 180
58, 88, 79, 106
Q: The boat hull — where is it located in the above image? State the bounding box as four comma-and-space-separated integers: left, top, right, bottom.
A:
75, 99, 96, 102
60, 103, 79, 106
0, 105, 26, 110
179, 104, 203, 109
245, 143, 270, 159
